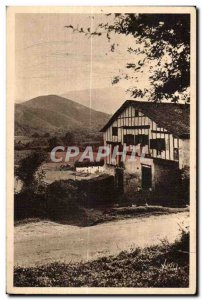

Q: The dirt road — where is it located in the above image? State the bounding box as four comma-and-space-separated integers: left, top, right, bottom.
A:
15, 212, 189, 267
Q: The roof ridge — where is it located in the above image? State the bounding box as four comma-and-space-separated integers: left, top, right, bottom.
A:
125, 99, 190, 106
100, 99, 190, 138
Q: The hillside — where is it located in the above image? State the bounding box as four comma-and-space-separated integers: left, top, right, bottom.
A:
15, 95, 110, 136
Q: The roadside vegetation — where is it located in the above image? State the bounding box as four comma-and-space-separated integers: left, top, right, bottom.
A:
14, 227, 189, 287
14, 151, 189, 227
14, 152, 190, 288
15, 205, 189, 227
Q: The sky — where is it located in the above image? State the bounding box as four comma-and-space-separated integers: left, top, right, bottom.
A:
15, 13, 150, 103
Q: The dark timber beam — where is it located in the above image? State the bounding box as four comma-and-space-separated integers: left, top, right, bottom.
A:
122, 125, 150, 129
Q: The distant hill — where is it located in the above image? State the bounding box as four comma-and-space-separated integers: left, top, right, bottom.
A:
15, 95, 110, 136
61, 87, 130, 114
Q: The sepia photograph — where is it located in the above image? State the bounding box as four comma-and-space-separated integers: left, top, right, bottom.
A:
6, 6, 196, 295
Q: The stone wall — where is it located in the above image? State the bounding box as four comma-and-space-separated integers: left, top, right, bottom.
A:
103, 155, 188, 206
78, 174, 116, 206
179, 139, 190, 169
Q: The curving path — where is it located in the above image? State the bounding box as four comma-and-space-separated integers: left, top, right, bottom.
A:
14, 212, 189, 267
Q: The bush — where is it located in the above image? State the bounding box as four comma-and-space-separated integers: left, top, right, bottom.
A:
62, 131, 74, 145
43, 133, 50, 138
179, 166, 190, 205
171, 225, 189, 253
48, 136, 63, 151
15, 152, 47, 187
14, 179, 87, 222
14, 187, 47, 220
32, 132, 40, 138
14, 142, 26, 151
46, 180, 86, 219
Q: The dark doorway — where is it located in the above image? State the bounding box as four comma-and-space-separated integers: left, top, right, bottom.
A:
115, 167, 124, 193
141, 165, 152, 189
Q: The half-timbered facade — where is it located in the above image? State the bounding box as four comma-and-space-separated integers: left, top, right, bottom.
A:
100, 100, 190, 201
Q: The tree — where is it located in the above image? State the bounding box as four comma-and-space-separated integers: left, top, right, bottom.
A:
62, 131, 74, 146
16, 152, 46, 187
65, 13, 190, 102
32, 132, 40, 138
43, 132, 50, 138
48, 136, 63, 151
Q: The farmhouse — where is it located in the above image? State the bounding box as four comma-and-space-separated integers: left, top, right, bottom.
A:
100, 100, 190, 203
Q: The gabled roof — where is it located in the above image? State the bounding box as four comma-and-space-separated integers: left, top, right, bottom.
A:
100, 100, 190, 138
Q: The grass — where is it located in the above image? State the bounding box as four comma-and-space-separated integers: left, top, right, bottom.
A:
14, 230, 189, 287
15, 218, 44, 226
77, 205, 189, 227
15, 205, 189, 227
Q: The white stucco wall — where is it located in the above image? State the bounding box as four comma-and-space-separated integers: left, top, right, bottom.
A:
76, 166, 105, 174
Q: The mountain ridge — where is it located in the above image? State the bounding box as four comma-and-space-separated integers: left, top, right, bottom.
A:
15, 95, 110, 136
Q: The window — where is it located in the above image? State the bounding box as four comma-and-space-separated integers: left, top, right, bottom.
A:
112, 127, 118, 136
135, 134, 149, 146
174, 148, 179, 160
135, 109, 139, 117
150, 138, 165, 151
123, 134, 135, 146
150, 139, 156, 149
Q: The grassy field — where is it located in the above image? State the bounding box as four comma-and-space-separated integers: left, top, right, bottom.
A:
14, 231, 189, 287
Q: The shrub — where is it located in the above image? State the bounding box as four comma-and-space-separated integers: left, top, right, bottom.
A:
48, 136, 63, 151
179, 166, 190, 205
62, 131, 74, 145
14, 187, 47, 220
171, 224, 189, 253
43, 132, 50, 138
15, 152, 47, 187
14, 179, 87, 222
46, 180, 86, 219
32, 132, 40, 138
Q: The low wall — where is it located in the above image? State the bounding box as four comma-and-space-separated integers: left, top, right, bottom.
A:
76, 166, 105, 174
78, 174, 116, 206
